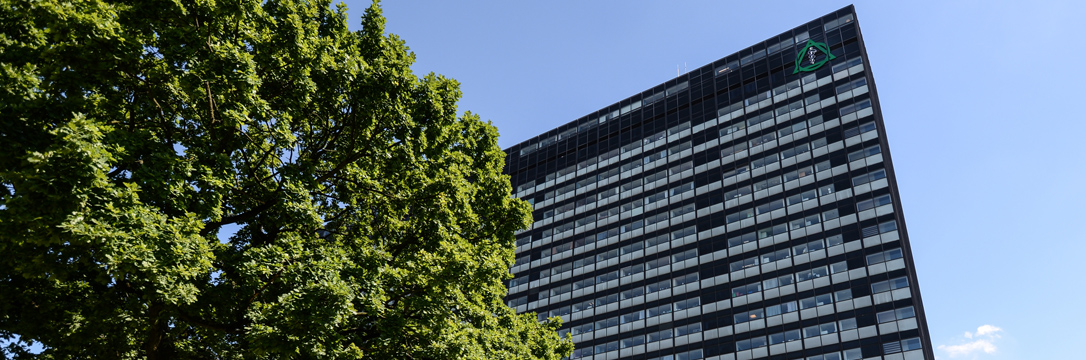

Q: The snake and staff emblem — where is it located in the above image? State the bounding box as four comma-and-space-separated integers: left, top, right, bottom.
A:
793, 39, 836, 74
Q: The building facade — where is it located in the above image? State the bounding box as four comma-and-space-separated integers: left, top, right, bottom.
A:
503, 6, 934, 360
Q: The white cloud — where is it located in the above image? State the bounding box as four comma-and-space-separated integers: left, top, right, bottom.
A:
939, 325, 1004, 358
939, 339, 997, 357
975, 325, 1002, 338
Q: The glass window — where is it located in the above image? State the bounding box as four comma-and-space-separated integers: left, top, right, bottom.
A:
857, 194, 892, 211
621, 310, 645, 324
596, 270, 619, 283
648, 328, 673, 342
880, 220, 899, 233
750, 133, 777, 148
769, 332, 786, 345
597, 187, 618, 201
621, 263, 644, 277
727, 231, 757, 247
750, 153, 778, 169
897, 306, 916, 319
596, 293, 618, 306
830, 261, 849, 274
642, 149, 667, 164
764, 274, 794, 289
756, 199, 784, 214
826, 234, 844, 247
716, 60, 740, 76
785, 329, 801, 342
721, 142, 748, 157
876, 308, 901, 323
672, 248, 697, 262
646, 279, 671, 294
502, 297, 524, 309
644, 191, 668, 205
621, 287, 644, 300
765, 248, 791, 263
726, 209, 754, 224
744, 91, 771, 106
835, 289, 853, 302
799, 296, 818, 309
796, 266, 828, 281
732, 282, 761, 297
598, 168, 620, 182
675, 297, 700, 310
890, 276, 909, 289
793, 239, 825, 255
646, 256, 670, 270
620, 220, 643, 233
621, 179, 642, 193
669, 141, 692, 154
730, 256, 760, 272
786, 189, 817, 205
648, 212, 669, 228
596, 249, 619, 262
571, 322, 594, 335
719, 122, 746, 136
749, 336, 767, 349
671, 182, 694, 196
783, 166, 813, 182
734, 309, 764, 324
509, 275, 529, 287
843, 99, 872, 116
722, 165, 749, 179
594, 340, 619, 354
820, 323, 837, 334
573, 299, 595, 312
645, 169, 667, 183
644, 131, 666, 144
648, 303, 672, 317
645, 234, 669, 247
753, 176, 783, 192
671, 204, 696, 217
746, 112, 774, 127
665, 82, 689, 96
673, 273, 699, 286
574, 236, 595, 249
620, 159, 642, 172
902, 337, 923, 351
671, 227, 697, 241
676, 323, 701, 336
781, 143, 810, 159
669, 161, 693, 175
724, 185, 753, 199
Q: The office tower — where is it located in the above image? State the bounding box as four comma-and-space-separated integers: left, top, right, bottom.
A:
503, 6, 933, 360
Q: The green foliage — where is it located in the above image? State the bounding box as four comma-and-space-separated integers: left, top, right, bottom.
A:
0, 0, 573, 358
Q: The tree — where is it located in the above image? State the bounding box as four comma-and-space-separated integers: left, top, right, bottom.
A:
0, 0, 572, 358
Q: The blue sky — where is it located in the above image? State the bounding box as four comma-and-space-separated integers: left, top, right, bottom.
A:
343, 1, 1086, 359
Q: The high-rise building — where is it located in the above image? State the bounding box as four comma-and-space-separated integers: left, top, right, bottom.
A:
503, 6, 933, 360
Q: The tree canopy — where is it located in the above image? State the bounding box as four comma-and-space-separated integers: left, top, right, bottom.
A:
0, 0, 571, 358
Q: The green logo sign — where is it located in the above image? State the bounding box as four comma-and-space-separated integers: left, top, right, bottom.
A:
793, 39, 835, 74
